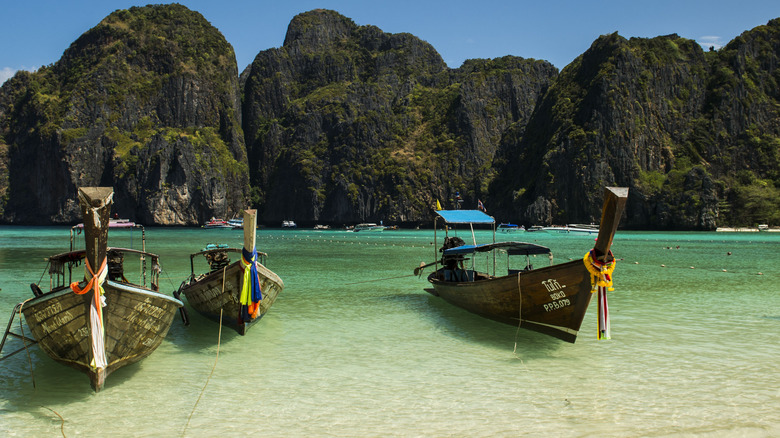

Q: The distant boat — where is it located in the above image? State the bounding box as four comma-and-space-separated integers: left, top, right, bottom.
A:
313, 224, 331, 230
107, 217, 136, 227
175, 210, 284, 335
1, 187, 182, 391
497, 223, 524, 233
542, 224, 600, 236
227, 218, 243, 229
415, 187, 628, 343
203, 218, 232, 229
353, 223, 385, 232
282, 220, 297, 228
526, 225, 546, 232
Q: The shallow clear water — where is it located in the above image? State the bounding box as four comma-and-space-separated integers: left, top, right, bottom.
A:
1, 226, 779, 437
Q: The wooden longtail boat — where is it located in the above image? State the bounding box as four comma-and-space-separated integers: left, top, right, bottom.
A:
416, 187, 628, 343
1, 187, 182, 391
174, 209, 283, 335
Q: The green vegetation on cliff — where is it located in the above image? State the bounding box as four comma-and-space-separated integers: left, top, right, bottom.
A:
0, 4, 248, 224
491, 20, 780, 229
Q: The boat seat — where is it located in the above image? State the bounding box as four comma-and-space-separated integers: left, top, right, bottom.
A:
442, 269, 475, 282
456, 270, 474, 282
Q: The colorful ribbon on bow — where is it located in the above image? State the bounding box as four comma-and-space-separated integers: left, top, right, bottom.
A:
70, 257, 108, 369
583, 250, 616, 340
239, 247, 263, 321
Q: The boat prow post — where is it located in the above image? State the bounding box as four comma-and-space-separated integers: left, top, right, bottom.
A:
592, 187, 629, 262
77, 187, 114, 392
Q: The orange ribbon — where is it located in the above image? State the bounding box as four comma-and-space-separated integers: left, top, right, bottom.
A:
70, 257, 108, 295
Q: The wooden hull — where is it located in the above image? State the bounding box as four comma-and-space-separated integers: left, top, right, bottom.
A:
427, 259, 594, 343
178, 260, 284, 335
21, 280, 182, 390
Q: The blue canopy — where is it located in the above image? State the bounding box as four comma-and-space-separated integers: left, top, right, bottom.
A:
435, 210, 494, 224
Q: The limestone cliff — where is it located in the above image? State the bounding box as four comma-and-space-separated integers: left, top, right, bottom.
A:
241, 9, 556, 225
1, 8, 778, 229
0, 4, 248, 224
490, 20, 780, 229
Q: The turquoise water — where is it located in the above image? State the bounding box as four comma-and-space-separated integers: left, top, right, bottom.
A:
1, 226, 779, 437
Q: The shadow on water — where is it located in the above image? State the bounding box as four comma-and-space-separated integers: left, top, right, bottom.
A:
0, 341, 143, 405
164, 307, 243, 352
386, 292, 565, 356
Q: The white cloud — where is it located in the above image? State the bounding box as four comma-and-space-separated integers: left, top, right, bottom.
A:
697, 36, 725, 51
1, 67, 18, 85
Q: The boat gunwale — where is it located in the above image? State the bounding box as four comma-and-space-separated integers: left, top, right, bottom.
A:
22, 279, 183, 310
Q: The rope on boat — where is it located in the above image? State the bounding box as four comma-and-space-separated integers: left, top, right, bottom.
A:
512, 273, 526, 361
182, 267, 226, 437
17, 297, 36, 389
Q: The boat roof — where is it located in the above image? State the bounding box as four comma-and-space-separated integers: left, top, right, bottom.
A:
442, 241, 551, 256
435, 209, 494, 224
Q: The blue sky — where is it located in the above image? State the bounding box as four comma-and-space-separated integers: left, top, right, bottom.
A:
2, 0, 779, 84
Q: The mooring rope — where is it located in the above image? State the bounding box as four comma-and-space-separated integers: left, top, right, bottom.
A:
512, 274, 527, 366
182, 267, 226, 437
17, 297, 36, 388
40, 406, 66, 437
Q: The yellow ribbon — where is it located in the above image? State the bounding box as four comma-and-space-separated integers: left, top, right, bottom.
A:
583, 251, 616, 291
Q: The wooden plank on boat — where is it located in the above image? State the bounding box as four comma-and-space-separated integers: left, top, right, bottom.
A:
593, 187, 629, 262
244, 209, 257, 253
77, 187, 113, 269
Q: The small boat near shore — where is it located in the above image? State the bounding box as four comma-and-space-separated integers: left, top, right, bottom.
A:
498, 223, 524, 233
353, 223, 385, 232
415, 187, 628, 343
542, 224, 600, 235
227, 217, 244, 229
175, 210, 284, 335
203, 218, 232, 229
0, 187, 182, 391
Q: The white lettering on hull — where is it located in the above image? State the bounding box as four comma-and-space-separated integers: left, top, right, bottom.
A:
540, 278, 572, 312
